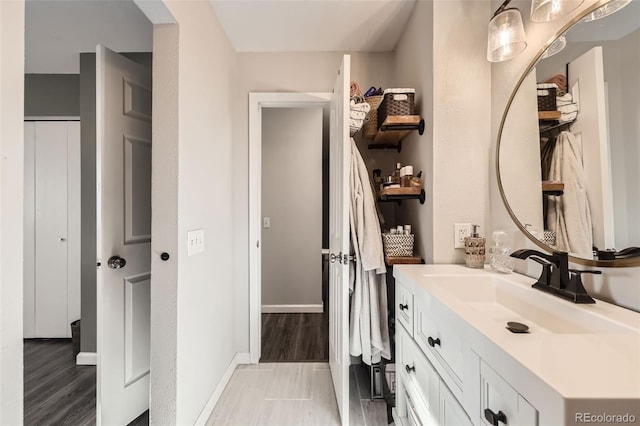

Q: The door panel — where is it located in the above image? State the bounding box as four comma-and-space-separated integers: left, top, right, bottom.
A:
329, 54, 351, 425
96, 45, 152, 425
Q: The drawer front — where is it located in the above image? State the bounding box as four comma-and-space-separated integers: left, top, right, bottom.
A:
396, 280, 414, 336
414, 292, 464, 389
440, 381, 473, 426
399, 326, 439, 420
480, 361, 538, 426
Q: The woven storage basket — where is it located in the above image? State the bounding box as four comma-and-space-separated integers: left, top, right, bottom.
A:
537, 86, 557, 111
362, 95, 383, 139
377, 89, 415, 128
382, 233, 414, 257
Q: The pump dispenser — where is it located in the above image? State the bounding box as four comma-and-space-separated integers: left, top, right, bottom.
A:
464, 225, 486, 268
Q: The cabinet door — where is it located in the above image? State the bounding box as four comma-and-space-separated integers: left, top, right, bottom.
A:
440, 381, 473, 426
396, 279, 414, 336
480, 361, 538, 426
414, 291, 464, 391
400, 326, 440, 420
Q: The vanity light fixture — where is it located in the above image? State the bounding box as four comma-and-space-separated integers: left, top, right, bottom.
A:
541, 35, 567, 59
531, 0, 585, 22
581, 0, 632, 22
487, 0, 528, 62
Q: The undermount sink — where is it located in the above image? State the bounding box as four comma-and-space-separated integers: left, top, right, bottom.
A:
432, 275, 635, 335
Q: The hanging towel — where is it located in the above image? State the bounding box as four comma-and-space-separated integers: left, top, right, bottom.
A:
547, 131, 593, 258
348, 138, 390, 366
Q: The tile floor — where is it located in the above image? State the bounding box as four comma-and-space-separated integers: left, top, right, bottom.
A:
207, 362, 389, 426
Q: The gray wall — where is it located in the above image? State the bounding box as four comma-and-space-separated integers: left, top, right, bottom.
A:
261, 107, 323, 308
79, 52, 152, 353
24, 74, 79, 117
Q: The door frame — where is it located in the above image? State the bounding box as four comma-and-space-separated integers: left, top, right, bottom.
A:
248, 92, 331, 363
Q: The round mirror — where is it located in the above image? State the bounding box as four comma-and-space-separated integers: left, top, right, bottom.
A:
497, 0, 640, 266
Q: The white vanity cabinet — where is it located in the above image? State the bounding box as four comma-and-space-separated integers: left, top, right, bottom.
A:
392, 265, 640, 426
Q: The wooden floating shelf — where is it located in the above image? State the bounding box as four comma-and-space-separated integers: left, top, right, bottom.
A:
368, 115, 425, 152
542, 181, 564, 196
377, 188, 425, 204
538, 111, 561, 121
385, 256, 423, 265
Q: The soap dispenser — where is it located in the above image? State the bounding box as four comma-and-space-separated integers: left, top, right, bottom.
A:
489, 230, 513, 274
464, 225, 486, 269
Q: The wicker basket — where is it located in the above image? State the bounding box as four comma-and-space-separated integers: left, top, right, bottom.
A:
377, 89, 415, 128
537, 86, 557, 111
362, 95, 383, 139
382, 233, 414, 257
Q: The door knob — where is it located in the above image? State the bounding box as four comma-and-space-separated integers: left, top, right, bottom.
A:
59, 237, 67, 242
107, 256, 126, 269
330, 252, 342, 263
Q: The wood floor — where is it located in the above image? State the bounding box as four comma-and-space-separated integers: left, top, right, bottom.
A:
24, 339, 96, 426
261, 313, 328, 362
23, 339, 150, 426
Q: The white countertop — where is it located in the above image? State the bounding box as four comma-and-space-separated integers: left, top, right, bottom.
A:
393, 264, 640, 400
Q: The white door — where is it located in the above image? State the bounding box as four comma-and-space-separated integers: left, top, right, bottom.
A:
569, 47, 615, 250
24, 121, 81, 338
96, 46, 152, 425
329, 54, 351, 425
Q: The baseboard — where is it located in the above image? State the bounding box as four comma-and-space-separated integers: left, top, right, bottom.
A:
261, 304, 323, 313
194, 352, 251, 425
76, 352, 97, 366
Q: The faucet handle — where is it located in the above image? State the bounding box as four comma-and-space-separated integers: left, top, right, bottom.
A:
529, 256, 553, 287
566, 269, 600, 303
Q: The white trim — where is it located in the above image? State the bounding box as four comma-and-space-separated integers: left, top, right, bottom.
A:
261, 304, 324, 313
76, 352, 98, 366
24, 116, 80, 121
193, 352, 251, 425
248, 92, 331, 364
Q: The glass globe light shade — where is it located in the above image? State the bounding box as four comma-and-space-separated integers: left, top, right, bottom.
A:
582, 0, 632, 22
487, 8, 527, 62
531, 0, 585, 22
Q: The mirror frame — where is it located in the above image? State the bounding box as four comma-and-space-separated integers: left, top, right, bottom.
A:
496, 0, 640, 267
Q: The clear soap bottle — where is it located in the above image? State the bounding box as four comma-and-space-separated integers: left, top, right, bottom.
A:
489, 230, 513, 274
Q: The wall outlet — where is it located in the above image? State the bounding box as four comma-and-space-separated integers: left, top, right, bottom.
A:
454, 223, 472, 248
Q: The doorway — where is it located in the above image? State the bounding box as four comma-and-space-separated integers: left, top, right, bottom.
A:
259, 106, 328, 362
22, 1, 154, 424
248, 93, 332, 364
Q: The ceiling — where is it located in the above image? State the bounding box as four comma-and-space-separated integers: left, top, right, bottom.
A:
208, 0, 416, 52
25, 0, 415, 74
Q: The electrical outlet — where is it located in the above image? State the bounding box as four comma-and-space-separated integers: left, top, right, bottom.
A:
187, 229, 205, 256
454, 223, 472, 248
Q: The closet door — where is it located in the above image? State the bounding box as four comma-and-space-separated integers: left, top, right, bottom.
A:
29, 121, 81, 338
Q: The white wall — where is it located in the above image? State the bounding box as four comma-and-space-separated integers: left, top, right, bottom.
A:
395, 0, 492, 264
232, 51, 396, 352
261, 107, 323, 309
0, 0, 25, 423
163, 1, 239, 424
490, 0, 640, 312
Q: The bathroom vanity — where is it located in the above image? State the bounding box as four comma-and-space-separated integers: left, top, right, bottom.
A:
392, 265, 640, 426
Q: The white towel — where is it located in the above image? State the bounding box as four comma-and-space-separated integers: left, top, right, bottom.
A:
556, 93, 573, 104
350, 110, 367, 120
350, 99, 371, 113
547, 131, 593, 258
348, 138, 390, 366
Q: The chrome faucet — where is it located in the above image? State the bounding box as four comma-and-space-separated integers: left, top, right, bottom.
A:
510, 249, 599, 304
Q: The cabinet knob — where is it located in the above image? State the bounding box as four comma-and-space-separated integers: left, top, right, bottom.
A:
399, 303, 408, 311
405, 364, 415, 374
160, 252, 170, 261
427, 336, 441, 347
484, 409, 507, 426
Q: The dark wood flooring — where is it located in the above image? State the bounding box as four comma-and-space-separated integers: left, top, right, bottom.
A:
260, 313, 329, 362
24, 339, 149, 426
24, 339, 96, 426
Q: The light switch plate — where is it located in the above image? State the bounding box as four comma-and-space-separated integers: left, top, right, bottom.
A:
263, 217, 271, 229
187, 229, 205, 256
